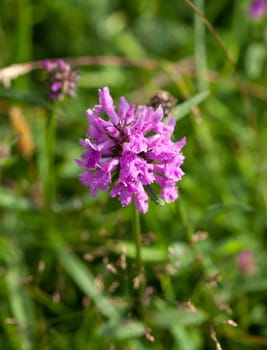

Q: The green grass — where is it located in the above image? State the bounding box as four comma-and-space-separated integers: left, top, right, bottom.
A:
0, 0, 267, 349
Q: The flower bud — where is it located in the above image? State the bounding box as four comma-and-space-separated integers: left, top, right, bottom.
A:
43, 59, 79, 100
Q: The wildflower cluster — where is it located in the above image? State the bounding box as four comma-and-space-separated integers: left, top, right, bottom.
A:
43, 59, 79, 100
77, 87, 185, 213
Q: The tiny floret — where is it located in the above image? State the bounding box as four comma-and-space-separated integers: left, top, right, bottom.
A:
43, 59, 79, 100
77, 87, 186, 213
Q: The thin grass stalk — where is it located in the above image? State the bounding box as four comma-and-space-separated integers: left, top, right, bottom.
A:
132, 204, 145, 315
44, 106, 57, 212
194, 0, 209, 91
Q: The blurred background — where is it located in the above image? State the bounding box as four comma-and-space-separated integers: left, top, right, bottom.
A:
0, 0, 267, 349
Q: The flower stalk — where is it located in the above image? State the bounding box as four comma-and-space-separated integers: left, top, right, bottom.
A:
44, 106, 57, 212
132, 204, 142, 275
132, 204, 145, 315
42, 59, 78, 212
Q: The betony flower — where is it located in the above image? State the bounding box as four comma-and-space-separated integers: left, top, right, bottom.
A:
43, 59, 79, 100
77, 87, 186, 213
249, 0, 267, 18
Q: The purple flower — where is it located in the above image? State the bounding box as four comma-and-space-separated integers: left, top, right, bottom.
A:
237, 250, 256, 276
249, 0, 267, 18
43, 59, 79, 100
77, 87, 186, 213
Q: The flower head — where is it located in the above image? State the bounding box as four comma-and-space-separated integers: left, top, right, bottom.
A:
77, 87, 186, 213
249, 0, 267, 18
43, 59, 79, 100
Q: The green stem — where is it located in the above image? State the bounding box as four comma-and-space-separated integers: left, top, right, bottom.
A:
14, 0, 32, 91
133, 205, 142, 272
132, 204, 144, 314
44, 106, 57, 212
194, 0, 209, 91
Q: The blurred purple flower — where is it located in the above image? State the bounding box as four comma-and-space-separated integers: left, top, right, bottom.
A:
237, 250, 256, 276
77, 87, 186, 213
249, 0, 267, 18
43, 59, 79, 100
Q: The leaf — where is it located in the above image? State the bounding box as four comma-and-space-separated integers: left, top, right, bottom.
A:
0, 156, 17, 168
168, 242, 194, 270
234, 278, 267, 294
151, 306, 207, 328
0, 88, 53, 109
200, 203, 253, 223
171, 327, 201, 350
79, 68, 126, 88
53, 194, 97, 213
173, 90, 209, 121
0, 237, 15, 262
215, 238, 252, 256
244, 42, 267, 79
100, 319, 145, 340
106, 240, 167, 262
58, 247, 120, 320
0, 189, 36, 211
144, 184, 165, 206
5, 246, 35, 350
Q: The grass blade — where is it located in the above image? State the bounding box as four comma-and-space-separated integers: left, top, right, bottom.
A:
58, 247, 120, 320
173, 90, 209, 121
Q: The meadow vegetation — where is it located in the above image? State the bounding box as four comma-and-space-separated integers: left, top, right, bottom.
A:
0, 1, 267, 349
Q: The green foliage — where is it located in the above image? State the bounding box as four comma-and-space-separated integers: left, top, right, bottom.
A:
0, 0, 267, 349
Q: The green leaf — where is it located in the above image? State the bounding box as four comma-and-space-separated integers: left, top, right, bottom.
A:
106, 240, 167, 262
215, 238, 253, 256
0, 189, 35, 211
144, 184, 165, 206
0, 88, 53, 109
5, 246, 35, 350
100, 319, 145, 340
151, 306, 207, 328
171, 326, 201, 350
0, 156, 17, 168
79, 68, 126, 88
173, 90, 209, 121
53, 195, 95, 213
235, 278, 267, 294
0, 236, 15, 261
168, 242, 194, 271
58, 247, 120, 320
244, 42, 267, 79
